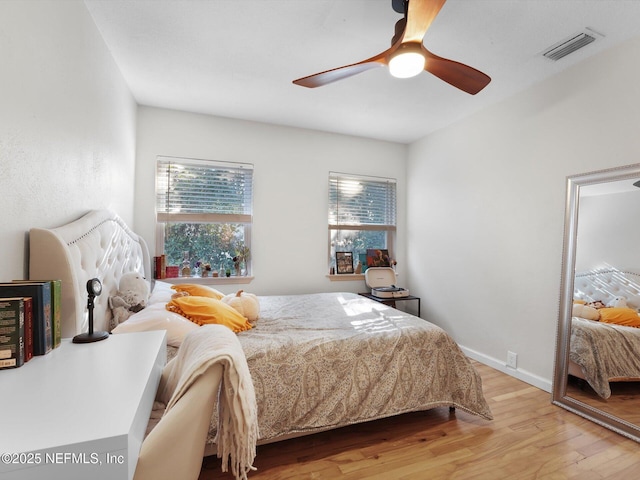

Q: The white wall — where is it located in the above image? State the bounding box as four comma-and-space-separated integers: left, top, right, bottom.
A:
134, 107, 406, 296
7, 0, 638, 393
576, 191, 640, 273
407, 36, 640, 391
0, 1, 137, 280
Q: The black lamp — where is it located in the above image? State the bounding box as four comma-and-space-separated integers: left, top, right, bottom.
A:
73, 278, 109, 343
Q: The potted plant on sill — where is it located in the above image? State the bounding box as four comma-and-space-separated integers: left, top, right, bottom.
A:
233, 244, 250, 276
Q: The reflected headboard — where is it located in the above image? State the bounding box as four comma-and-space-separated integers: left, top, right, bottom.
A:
28, 210, 150, 338
573, 269, 640, 310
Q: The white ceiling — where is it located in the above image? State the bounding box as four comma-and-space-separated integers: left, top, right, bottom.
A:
84, 0, 640, 144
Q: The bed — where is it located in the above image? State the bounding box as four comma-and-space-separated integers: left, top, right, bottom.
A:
570, 269, 640, 399
28, 209, 492, 451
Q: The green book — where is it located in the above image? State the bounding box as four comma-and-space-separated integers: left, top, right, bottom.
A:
0, 297, 25, 369
47, 280, 62, 348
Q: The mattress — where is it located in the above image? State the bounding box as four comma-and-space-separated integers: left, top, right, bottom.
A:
168, 292, 493, 445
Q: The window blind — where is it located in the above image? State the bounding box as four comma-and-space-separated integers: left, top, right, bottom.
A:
328, 172, 396, 229
156, 156, 253, 223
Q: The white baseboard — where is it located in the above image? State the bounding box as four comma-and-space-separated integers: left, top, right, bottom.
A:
460, 345, 553, 393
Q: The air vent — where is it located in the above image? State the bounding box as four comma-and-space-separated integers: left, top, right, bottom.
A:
543, 30, 600, 61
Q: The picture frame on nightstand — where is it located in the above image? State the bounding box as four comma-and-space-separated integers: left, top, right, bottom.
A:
335, 251, 354, 274
366, 248, 391, 267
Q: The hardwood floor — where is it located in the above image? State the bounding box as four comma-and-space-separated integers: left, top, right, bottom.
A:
199, 362, 640, 479
566, 376, 640, 425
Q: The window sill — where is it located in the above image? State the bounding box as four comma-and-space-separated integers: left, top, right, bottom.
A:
327, 274, 365, 281
156, 276, 254, 285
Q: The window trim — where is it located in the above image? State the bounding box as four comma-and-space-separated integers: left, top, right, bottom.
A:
328, 172, 397, 275
156, 213, 252, 224
155, 156, 254, 276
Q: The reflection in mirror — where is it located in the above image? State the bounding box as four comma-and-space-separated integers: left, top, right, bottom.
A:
553, 163, 640, 442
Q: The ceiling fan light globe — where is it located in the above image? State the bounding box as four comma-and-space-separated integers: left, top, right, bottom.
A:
389, 51, 425, 79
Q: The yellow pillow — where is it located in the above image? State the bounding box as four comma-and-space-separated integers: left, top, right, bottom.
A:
166, 296, 252, 333
171, 284, 224, 300
573, 299, 586, 305
598, 308, 640, 328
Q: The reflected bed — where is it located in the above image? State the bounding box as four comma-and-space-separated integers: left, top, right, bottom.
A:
570, 269, 640, 399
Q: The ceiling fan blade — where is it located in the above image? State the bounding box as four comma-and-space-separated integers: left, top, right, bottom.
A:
422, 47, 491, 95
293, 0, 489, 92
402, 0, 447, 43
293, 51, 389, 88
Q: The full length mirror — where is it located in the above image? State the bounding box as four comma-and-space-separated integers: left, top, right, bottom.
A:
553, 163, 640, 442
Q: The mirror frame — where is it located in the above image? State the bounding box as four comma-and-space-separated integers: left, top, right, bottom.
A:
553, 162, 640, 442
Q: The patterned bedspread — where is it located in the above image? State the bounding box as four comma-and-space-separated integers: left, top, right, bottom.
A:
169, 292, 492, 444
571, 316, 640, 399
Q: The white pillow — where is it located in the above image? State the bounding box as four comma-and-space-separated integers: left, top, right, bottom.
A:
112, 302, 199, 347
572, 303, 600, 321
148, 280, 176, 306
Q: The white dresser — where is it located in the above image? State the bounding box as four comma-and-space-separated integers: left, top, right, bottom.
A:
0, 330, 166, 480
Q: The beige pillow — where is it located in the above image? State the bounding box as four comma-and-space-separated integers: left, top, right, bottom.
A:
572, 303, 600, 321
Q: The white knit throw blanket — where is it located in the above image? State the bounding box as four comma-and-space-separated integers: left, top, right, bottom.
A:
158, 324, 258, 480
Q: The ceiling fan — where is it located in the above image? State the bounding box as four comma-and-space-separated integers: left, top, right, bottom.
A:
293, 0, 491, 95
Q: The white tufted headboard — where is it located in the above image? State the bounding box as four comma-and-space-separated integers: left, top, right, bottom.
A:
28, 210, 150, 338
573, 269, 640, 310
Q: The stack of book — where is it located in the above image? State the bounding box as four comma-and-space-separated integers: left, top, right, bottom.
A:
0, 280, 61, 369
153, 255, 166, 279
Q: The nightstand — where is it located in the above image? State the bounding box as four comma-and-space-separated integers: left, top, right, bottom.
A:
0, 330, 166, 480
358, 292, 421, 317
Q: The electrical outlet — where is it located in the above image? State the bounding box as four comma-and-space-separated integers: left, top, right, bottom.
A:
507, 351, 518, 369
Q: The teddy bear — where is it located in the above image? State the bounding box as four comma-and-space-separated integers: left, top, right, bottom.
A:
108, 272, 150, 329
607, 296, 628, 308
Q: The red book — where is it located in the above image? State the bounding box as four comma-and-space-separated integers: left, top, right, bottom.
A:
23, 297, 33, 362
154, 256, 162, 279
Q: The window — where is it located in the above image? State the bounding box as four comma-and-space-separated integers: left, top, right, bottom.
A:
156, 156, 253, 276
328, 172, 396, 272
